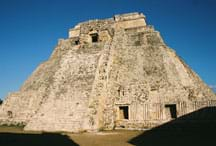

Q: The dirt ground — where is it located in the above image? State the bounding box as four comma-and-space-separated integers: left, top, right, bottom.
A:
0, 126, 142, 146
0, 125, 215, 146
68, 130, 142, 146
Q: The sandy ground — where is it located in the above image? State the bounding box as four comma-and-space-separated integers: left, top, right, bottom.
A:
1, 124, 215, 146
0, 126, 142, 146
68, 130, 142, 146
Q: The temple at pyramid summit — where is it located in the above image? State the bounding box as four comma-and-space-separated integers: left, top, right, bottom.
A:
0, 12, 215, 132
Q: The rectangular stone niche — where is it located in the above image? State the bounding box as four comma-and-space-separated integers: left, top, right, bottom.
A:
165, 104, 177, 119
90, 33, 99, 43
119, 106, 129, 120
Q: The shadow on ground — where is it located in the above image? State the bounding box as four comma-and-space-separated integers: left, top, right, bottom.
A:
129, 107, 216, 146
0, 132, 78, 146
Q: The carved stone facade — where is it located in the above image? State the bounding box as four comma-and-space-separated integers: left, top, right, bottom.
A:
0, 12, 215, 132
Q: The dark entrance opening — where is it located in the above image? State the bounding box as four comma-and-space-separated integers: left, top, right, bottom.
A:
91, 33, 99, 43
75, 40, 80, 45
165, 104, 177, 119
119, 106, 129, 120
7, 111, 13, 118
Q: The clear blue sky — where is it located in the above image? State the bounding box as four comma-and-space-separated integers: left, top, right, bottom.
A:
0, 0, 216, 99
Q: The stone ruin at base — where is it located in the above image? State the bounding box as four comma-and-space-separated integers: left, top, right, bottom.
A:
0, 12, 215, 132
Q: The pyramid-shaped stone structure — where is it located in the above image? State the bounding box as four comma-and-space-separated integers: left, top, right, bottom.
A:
0, 13, 215, 132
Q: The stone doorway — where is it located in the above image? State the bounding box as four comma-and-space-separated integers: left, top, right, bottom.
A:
165, 104, 177, 119
119, 106, 129, 120
91, 33, 99, 42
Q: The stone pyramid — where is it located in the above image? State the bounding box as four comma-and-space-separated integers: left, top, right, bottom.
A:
0, 12, 215, 132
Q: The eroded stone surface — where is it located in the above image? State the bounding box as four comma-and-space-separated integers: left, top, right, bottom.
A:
0, 12, 215, 132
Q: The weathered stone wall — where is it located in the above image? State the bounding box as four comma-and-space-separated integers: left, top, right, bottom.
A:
115, 100, 216, 129
24, 40, 109, 132
0, 12, 215, 132
114, 13, 146, 30
0, 39, 71, 126
98, 24, 216, 130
